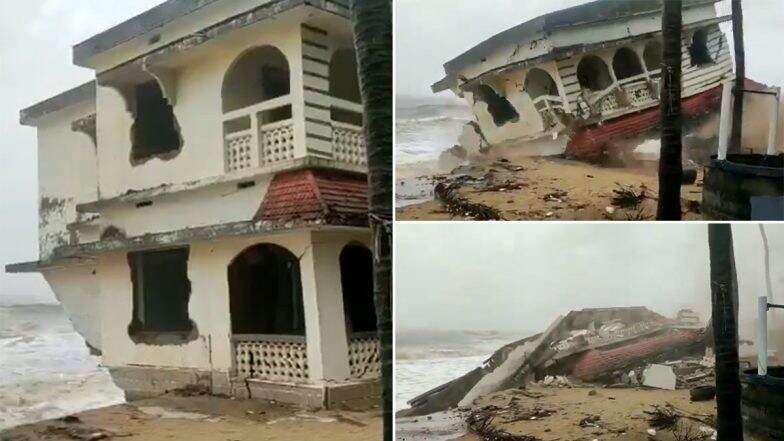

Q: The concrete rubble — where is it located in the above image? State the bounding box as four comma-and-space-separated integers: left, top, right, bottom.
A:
398, 307, 716, 419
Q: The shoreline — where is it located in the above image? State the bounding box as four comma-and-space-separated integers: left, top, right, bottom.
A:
0, 393, 381, 441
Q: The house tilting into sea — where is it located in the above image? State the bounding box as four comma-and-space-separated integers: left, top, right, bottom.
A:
6, 0, 381, 409
432, 0, 734, 160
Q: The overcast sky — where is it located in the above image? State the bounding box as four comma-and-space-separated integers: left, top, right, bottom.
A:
0, 1, 162, 304
396, 224, 784, 338
395, 0, 784, 97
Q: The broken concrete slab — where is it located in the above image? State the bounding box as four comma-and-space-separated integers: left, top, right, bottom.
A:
642, 364, 677, 390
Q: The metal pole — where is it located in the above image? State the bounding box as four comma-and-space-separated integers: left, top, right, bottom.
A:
758, 296, 768, 376
767, 87, 781, 156
718, 80, 734, 160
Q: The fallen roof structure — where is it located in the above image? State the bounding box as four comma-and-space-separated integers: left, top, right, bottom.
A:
398, 307, 711, 417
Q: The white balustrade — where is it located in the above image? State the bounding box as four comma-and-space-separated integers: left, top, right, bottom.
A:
347, 333, 381, 379
233, 335, 308, 382
332, 122, 366, 166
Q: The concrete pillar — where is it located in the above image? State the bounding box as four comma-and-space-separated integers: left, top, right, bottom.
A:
300, 232, 351, 382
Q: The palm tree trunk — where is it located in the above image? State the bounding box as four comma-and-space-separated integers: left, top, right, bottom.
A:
708, 224, 744, 440
729, 0, 746, 153
657, 0, 683, 220
350, 1, 393, 440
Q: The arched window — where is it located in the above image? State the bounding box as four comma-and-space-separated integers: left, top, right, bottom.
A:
222, 46, 290, 114
228, 244, 304, 335
689, 29, 714, 67
524, 68, 559, 100
473, 84, 519, 126
329, 48, 363, 125
643, 40, 663, 72
577, 55, 614, 92
340, 244, 377, 333
612, 47, 645, 80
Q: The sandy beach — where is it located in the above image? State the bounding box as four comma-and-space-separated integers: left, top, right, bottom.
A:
0, 393, 381, 441
396, 155, 704, 221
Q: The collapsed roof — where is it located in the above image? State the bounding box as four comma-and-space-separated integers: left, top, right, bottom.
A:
398, 307, 710, 417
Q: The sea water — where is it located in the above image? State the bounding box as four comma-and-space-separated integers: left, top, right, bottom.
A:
0, 294, 124, 430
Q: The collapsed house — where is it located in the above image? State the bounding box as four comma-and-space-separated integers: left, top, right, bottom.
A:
5, 0, 380, 409
432, 0, 736, 160
398, 307, 716, 417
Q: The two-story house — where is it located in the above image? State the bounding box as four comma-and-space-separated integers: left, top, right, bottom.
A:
6, 0, 380, 409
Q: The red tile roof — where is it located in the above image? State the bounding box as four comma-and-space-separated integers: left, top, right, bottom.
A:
255, 169, 369, 226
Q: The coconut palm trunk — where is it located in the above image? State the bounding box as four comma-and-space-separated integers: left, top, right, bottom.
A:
351, 1, 393, 440
708, 224, 744, 440
729, 0, 746, 153
657, 0, 684, 220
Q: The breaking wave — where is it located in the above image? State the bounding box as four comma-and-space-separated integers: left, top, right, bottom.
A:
0, 300, 124, 430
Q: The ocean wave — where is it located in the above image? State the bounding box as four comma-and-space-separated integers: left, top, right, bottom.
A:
396, 115, 470, 124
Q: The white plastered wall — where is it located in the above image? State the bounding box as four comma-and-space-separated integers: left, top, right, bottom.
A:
36, 102, 98, 259
98, 228, 372, 383
95, 16, 305, 199
98, 176, 272, 238
42, 264, 101, 351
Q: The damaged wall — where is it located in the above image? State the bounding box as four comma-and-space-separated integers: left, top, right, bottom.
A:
95, 15, 303, 199
42, 265, 102, 353
96, 174, 273, 239
37, 100, 98, 259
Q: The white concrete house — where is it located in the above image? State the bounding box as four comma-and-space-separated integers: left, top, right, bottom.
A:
433, 0, 735, 160
6, 0, 381, 409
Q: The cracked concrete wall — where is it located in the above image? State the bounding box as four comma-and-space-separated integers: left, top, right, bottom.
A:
36, 101, 98, 259
98, 175, 273, 238
97, 229, 371, 385
95, 14, 303, 199
464, 62, 561, 146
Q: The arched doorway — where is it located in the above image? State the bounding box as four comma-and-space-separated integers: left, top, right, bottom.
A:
221, 46, 290, 115
340, 243, 381, 379
228, 243, 304, 335
329, 48, 362, 125
643, 40, 663, 72
612, 47, 645, 80
577, 55, 613, 92
524, 68, 559, 100
689, 29, 714, 67
340, 244, 377, 333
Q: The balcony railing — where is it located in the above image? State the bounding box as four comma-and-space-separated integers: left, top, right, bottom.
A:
619, 74, 656, 107
532, 95, 565, 129
347, 332, 381, 379
233, 334, 308, 382
222, 93, 366, 173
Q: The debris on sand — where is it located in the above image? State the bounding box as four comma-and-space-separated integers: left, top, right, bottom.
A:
611, 184, 647, 208
466, 410, 542, 441
434, 182, 505, 220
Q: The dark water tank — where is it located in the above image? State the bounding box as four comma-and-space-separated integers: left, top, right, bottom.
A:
741, 367, 784, 440
702, 154, 784, 220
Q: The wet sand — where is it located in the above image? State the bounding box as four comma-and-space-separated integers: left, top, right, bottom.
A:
466, 386, 717, 441
396, 156, 704, 221
0, 394, 380, 441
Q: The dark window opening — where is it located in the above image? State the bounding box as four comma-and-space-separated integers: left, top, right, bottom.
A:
259, 105, 292, 125
228, 244, 305, 335
690, 29, 714, 67
340, 244, 377, 333
524, 68, 559, 99
474, 84, 519, 126
131, 81, 182, 163
222, 46, 290, 114
330, 48, 363, 126
128, 248, 192, 334
577, 55, 614, 92
643, 40, 663, 72
612, 47, 645, 80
